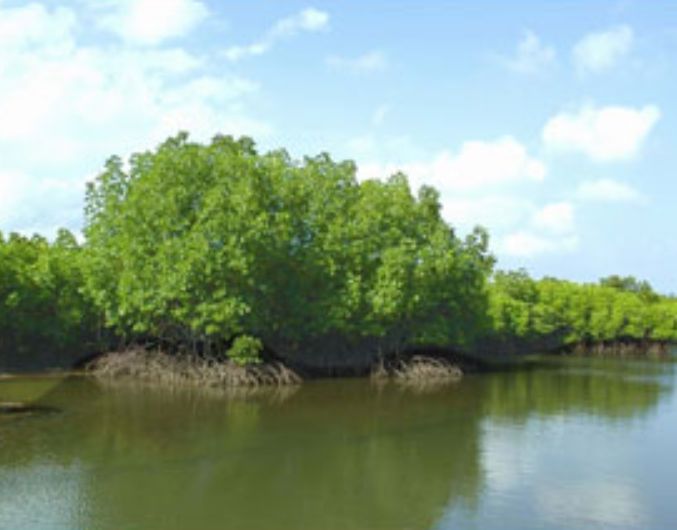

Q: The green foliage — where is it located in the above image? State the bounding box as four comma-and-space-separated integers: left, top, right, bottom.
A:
0, 230, 103, 367
226, 336, 263, 365
486, 270, 677, 350
82, 133, 494, 364
599, 274, 660, 303
2, 134, 675, 369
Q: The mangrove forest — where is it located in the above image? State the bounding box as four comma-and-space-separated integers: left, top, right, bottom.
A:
1, 133, 676, 374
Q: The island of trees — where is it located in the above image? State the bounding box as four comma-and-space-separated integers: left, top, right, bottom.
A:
1, 134, 675, 378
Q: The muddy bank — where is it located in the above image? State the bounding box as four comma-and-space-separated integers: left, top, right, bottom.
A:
88, 349, 301, 388
0, 349, 89, 374
86, 349, 469, 389
560, 340, 674, 358
371, 356, 463, 392
475, 333, 676, 360
5, 338, 673, 385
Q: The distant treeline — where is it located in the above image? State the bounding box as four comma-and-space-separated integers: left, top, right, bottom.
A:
1, 134, 675, 369
0, 230, 103, 366
485, 270, 677, 355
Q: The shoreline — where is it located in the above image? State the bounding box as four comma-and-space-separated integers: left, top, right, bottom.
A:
3, 340, 673, 388
82, 339, 676, 388
85, 349, 466, 388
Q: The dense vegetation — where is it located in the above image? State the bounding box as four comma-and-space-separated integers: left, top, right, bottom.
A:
487, 270, 677, 353
0, 230, 103, 368
1, 134, 676, 370
82, 134, 494, 368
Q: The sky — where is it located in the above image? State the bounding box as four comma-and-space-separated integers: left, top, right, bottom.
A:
0, 1, 676, 292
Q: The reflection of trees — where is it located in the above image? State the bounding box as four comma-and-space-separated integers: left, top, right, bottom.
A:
0, 375, 67, 404
480, 358, 673, 421
78, 381, 484, 530
0, 359, 674, 530
1, 379, 485, 530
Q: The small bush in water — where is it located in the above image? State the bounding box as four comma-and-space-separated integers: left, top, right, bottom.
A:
226, 336, 263, 366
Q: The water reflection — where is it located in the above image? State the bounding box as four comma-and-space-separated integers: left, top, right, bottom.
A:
0, 357, 675, 530
480, 357, 672, 421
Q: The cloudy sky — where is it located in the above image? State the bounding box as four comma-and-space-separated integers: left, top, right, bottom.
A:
0, 1, 675, 291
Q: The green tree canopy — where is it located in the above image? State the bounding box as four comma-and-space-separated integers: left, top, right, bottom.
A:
0, 230, 101, 370
486, 271, 677, 351
82, 133, 494, 366
2, 134, 675, 371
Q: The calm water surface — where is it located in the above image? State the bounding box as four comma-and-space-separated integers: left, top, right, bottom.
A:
1, 357, 676, 530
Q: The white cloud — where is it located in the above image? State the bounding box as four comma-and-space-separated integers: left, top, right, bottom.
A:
531, 202, 575, 235
500, 202, 578, 257
356, 137, 547, 246
573, 25, 634, 74
271, 7, 328, 35
358, 136, 546, 193
442, 196, 534, 233
354, 137, 584, 259
97, 0, 209, 46
0, 2, 269, 235
503, 30, 555, 74
371, 104, 390, 127
0, 45, 266, 151
542, 104, 660, 161
0, 170, 88, 235
346, 134, 422, 166
577, 178, 645, 203
500, 231, 579, 257
326, 50, 388, 73
224, 7, 329, 61
0, 172, 27, 226
347, 135, 377, 157
0, 3, 76, 52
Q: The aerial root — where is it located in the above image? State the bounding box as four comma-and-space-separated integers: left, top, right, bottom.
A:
371, 355, 462, 389
88, 349, 301, 388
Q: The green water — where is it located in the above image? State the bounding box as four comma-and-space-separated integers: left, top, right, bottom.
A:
1, 357, 676, 530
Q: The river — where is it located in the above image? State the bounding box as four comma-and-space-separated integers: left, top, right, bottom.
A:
1, 356, 676, 529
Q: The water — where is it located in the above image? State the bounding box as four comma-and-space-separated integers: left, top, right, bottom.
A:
1, 357, 676, 530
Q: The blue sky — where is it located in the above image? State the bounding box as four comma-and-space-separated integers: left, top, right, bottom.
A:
0, 1, 676, 292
